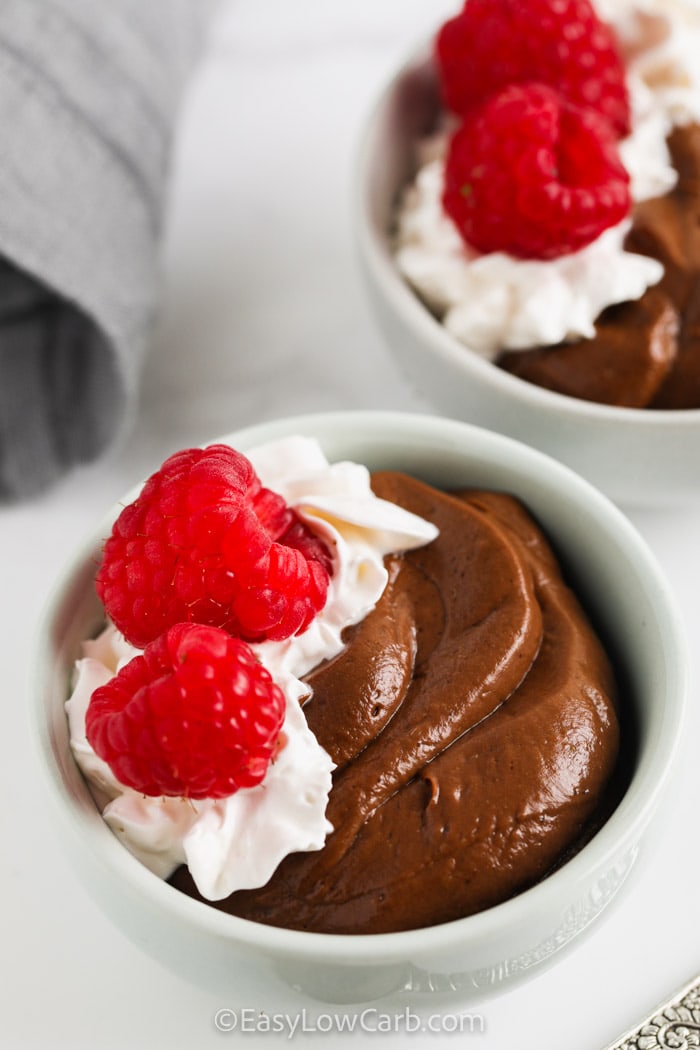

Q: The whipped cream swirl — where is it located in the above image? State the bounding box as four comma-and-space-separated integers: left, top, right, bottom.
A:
67, 436, 438, 900
394, 0, 700, 359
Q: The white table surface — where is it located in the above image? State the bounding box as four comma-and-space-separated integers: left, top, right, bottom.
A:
4, 2, 700, 1047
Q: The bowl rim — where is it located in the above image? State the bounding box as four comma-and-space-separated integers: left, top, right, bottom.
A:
33, 410, 690, 965
353, 36, 700, 427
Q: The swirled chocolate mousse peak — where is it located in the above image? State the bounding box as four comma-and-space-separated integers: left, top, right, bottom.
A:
67, 435, 622, 934
394, 0, 700, 408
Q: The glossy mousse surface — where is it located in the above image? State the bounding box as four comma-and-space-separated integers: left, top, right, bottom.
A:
171, 472, 622, 933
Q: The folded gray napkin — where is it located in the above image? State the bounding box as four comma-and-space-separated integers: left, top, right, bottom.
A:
0, 0, 204, 500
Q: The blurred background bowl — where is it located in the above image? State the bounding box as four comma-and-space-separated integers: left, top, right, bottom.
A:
34, 411, 687, 1006
354, 43, 700, 508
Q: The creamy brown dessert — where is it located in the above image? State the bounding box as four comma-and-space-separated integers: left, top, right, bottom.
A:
392, 0, 700, 411
499, 124, 700, 408
170, 472, 622, 933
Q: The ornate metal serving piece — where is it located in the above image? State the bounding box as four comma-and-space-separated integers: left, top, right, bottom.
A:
604, 975, 700, 1050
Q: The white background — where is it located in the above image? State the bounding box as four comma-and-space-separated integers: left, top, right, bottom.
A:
3, 2, 700, 1047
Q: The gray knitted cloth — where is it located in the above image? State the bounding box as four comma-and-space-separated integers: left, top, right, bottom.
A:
0, 0, 204, 500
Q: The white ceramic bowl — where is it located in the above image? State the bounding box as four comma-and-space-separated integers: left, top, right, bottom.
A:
354, 40, 700, 508
34, 411, 687, 1006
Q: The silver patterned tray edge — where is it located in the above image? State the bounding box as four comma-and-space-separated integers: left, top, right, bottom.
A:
603, 973, 700, 1050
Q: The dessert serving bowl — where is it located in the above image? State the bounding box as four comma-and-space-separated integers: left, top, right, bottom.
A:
34, 411, 687, 1005
354, 23, 700, 509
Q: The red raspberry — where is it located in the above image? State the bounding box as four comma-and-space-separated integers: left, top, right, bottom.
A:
95, 444, 333, 649
442, 82, 631, 260
436, 0, 631, 137
85, 623, 286, 799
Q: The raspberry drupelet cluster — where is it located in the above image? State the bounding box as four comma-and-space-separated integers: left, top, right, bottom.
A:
86, 623, 287, 800
96, 444, 331, 649
86, 445, 334, 800
435, 0, 633, 259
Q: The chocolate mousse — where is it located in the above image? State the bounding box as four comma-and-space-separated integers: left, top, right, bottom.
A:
499, 123, 700, 409
170, 472, 622, 933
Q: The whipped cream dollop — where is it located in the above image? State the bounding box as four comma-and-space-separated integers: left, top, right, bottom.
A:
394, 0, 700, 359
66, 436, 438, 901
